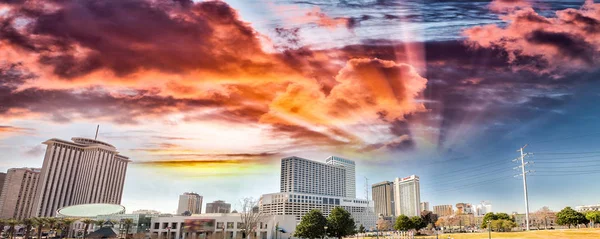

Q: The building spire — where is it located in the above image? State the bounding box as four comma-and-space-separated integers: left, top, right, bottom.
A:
95, 125, 99, 140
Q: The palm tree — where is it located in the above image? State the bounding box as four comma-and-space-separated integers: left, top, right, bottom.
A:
22, 218, 34, 239
59, 218, 77, 239
32, 217, 46, 239
6, 219, 20, 239
121, 219, 134, 239
45, 217, 58, 238
0, 219, 7, 239
81, 219, 95, 239
95, 219, 106, 229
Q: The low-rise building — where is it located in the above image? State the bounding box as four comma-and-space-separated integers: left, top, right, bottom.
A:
206, 201, 231, 214
259, 192, 377, 229
576, 204, 600, 212
149, 214, 297, 239
433, 205, 453, 217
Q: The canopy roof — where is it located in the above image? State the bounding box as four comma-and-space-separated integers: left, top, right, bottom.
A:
57, 203, 125, 218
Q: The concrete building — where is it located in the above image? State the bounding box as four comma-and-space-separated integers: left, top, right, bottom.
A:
475, 201, 492, 216
206, 200, 231, 214
325, 156, 356, 198
260, 192, 376, 228
456, 203, 473, 214
262, 156, 376, 229
149, 214, 297, 239
433, 205, 453, 217
0, 172, 5, 200
576, 204, 600, 212
0, 168, 41, 219
372, 181, 394, 217
394, 175, 420, 217
132, 209, 162, 215
178, 193, 203, 215
31, 137, 130, 217
420, 202, 430, 212
280, 156, 346, 197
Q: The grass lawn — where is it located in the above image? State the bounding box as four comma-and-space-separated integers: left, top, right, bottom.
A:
419, 228, 600, 239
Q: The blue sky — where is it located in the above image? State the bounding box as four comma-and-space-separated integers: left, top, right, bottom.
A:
1, 0, 600, 214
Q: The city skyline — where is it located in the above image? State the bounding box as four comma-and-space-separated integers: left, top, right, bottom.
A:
2, 0, 600, 216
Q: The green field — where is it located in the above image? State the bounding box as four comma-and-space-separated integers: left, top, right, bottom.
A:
426, 228, 600, 239
360, 228, 600, 239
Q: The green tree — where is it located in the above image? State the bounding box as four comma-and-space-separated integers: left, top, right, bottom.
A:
6, 219, 19, 239
557, 207, 587, 228
82, 219, 95, 239
586, 211, 600, 227
22, 218, 34, 239
490, 219, 516, 232
410, 216, 425, 231
294, 209, 327, 239
122, 218, 135, 239
495, 213, 512, 221
326, 207, 356, 239
481, 213, 497, 228
394, 215, 412, 231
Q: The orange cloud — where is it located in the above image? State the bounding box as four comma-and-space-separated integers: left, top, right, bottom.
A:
464, 0, 600, 74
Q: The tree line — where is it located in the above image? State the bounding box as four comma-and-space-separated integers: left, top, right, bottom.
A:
293, 207, 357, 239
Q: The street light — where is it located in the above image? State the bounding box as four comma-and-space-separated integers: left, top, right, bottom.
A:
487, 220, 491, 239
324, 226, 328, 239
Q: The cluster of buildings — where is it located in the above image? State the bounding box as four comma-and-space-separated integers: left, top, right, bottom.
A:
0, 137, 130, 220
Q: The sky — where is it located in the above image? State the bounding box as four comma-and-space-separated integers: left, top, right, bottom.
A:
1, 0, 600, 214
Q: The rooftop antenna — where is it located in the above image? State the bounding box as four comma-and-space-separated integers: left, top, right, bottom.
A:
365, 176, 369, 201
94, 125, 99, 140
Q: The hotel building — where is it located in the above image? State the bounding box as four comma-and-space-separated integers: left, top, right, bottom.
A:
433, 205, 454, 217
206, 200, 231, 214
371, 181, 394, 216
394, 175, 421, 217
325, 156, 356, 198
178, 192, 203, 215
261, 156, 376, 229
31, 137, 130, 217
0, 168, 41, 219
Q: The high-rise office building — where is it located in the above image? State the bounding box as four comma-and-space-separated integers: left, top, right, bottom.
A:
456, 203, 473, 214
420, 202, 430, 212
433, 205, 453, 217
262, 156, 376, 229
372, 181, 394, 216
394, 175, 421, 217
177, 192, 203, 215
325, 156, 356, 198
0, 168, 40, 219
31, 137, 130, 217
280, 156, 346, 197
0, 172, 6, 199
206, 200, 231, 213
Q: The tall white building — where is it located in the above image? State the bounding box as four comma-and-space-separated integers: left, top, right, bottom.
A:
0, 168, 41, 219
325, 156, 356, 198
262, 156, 376, 229
31, 137, 130, 217
476, 201, 493, 216
394, 175, 421, 217
420, 202, 430, 212
177, 192, 203, 215
280, 156, 346, 197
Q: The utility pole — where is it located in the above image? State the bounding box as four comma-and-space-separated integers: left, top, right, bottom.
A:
513, 144, 533, 231
94, 125, 99, 140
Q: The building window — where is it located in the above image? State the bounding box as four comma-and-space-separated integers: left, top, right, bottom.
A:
154, 223, 159, 229
237, 222, 244, 229
227, 222, 234, 229
171, 223, 177, 229
217, 222, 224, 229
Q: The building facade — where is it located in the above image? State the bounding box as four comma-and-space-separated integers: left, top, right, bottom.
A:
325, 156, 356, 198
149, 214, 297, 239
420, 202, 430, 213
372, 181, 394, 217
456, 203, 473, 214
259, 192, 376, 229
178, 193, 203, 215
394, 175, 420, 217
576, 204, 600, 212
433, 205, 453, 217
0, 173, 5, 200
31, 137, 130, 217
475, 201, 492, 216
206, 200, 231, 214
0, 168, 41, 219
280, 156, 346, 197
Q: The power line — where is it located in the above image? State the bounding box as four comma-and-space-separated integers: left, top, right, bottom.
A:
534, 151, 600, 155
514, 144, 532, 231
423, 175, 514, 195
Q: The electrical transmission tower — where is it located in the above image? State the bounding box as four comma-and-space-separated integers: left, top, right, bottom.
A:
513, 144, 534, 231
